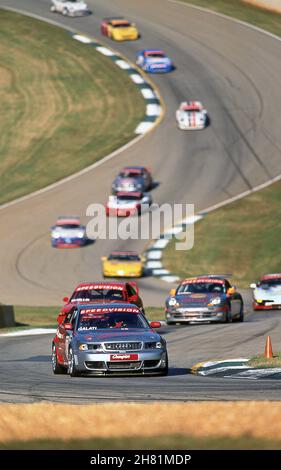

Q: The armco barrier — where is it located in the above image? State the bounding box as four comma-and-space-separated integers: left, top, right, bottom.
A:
0, 305, 15, 328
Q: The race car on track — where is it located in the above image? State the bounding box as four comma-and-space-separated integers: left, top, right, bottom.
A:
52, 303, 168, 376
101, 17, 139, 41
112, 166, 153, 194
50, 0, 90, 16
136, 50, 174, 73
101, 251, 145, 278
250, 274, 281, 310
58, 281, 144, 322
165, 275, 244, 324
176, 101, 208, 130
106, 192, 152, 217
51, 216, 87, 248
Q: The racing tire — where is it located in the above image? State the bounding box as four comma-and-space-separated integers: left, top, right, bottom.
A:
52, 345, 67, 374
225, 307, 232, 323
234, 304, 244, 322
68, 348, 81, 377
159, 354, 169, 376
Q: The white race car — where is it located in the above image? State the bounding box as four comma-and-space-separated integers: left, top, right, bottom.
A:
250, 274, 281, 311
50, 0, 90, 16
106, 192, 152, 217
176, 101, 208, 130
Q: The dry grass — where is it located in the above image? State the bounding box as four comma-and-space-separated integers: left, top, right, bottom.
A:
249, 353, 281, 368
1, 402, 281, 443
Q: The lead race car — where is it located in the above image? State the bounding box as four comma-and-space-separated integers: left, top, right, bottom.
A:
50, 0, 91, 16
251, 274, 281, 310
176, 101, 208, 130
51, 216, 87, 248
165, 275, 244, 324
52, 303, 168, 376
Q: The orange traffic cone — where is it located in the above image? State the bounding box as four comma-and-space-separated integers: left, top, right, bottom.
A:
264, 335, 273, 359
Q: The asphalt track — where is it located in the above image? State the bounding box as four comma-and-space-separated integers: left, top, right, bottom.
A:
0, 0, 281, 401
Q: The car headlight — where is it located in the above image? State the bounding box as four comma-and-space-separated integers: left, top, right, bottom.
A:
78, 344, 88, 351
77, 231, 85, 238
208, 297, 222, 306
168, 298, 178, 307
52, 232, 60, 239
145, 342, 162, 349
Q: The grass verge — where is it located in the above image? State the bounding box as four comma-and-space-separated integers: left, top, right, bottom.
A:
179, 0, 281, 36
248, 352, 281, 368
163, 181, 281, 287
1, 435, 281, 450
0, 10, 145, 204
0, 306, 164, 333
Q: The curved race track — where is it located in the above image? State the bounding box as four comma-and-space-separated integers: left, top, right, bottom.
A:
0, 0, 281, 401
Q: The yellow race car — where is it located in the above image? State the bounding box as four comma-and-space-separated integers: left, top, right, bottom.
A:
101, 251, 145, 278
101, 17, 139, 41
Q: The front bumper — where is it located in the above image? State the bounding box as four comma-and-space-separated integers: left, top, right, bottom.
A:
52, 238, 86, 248
67, 10, 91, 17
253, 301, 281, 310
166, 309, 226, 323
73, 349, 167, 374
103, 270, 143, 278
146, 66, 173, 73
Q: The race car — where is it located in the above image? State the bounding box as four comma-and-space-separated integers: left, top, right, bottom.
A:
176, 101, 208, 130
52, 303, 168, 376
101, 251, 145, 278
165, 275, 244, 324
51, 216, 87, 248
50, 0, 90, 16
136, 50, 174, 73
106, 192, 152, 217
58, 281, 144, 323
250, 274, 281, 310
100, 17, 139, 41
112, 166, 153, 194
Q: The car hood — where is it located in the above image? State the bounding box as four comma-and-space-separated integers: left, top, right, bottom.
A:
64, 2, 88, 10
52, 227, 84, 237
168, 293, 225, 308
75, 330, 160, 343
179, 111, 205, 126
114, 176, 143, 187
146, 57, 171, 65
254, 286, 281, 300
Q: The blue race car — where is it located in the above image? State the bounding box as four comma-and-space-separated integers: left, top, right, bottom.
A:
136, 49, 174, 73
51, 216, 88, 248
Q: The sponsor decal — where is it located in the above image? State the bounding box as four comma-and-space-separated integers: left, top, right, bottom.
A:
182, 278, 224, 285
190, 294, 207, 299
77, 285, 124, 291
80, 307, 140, 314
110, 354, 139, 361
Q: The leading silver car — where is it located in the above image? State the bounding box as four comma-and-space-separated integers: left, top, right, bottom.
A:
52, 303, 168, 376
50, 0, 90, 17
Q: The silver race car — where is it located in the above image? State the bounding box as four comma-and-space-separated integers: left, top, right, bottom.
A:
251, 274, 281, 310
52, 303, 168, 376
50, 0, 91, 16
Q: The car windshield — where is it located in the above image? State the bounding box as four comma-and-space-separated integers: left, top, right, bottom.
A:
177, 282, 225, 294
77, 312, 147, 330
56, 224, 80, 230
113, 22, 131, 28
259, 279, 281, 288
183, 109, 201, 113
108, 254, 140, 261
117, 195, 142, 201
120, 171, 142, 178
71, 289, 125, 302
146, 52, 165, 58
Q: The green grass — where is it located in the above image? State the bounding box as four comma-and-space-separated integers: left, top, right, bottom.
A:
0, 306, 164, 332
248, 352, 281, 368
163, 181, 281, 287
179, 1, 281, 36
1, 434, 281, 449
0, 10, 145, 204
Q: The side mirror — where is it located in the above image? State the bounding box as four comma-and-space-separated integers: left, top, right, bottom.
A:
149, 321, 161, 329
227, 287, 236, 295
169, 288, 176, 296
250, 283, 257, 289
63, 297, 69, 303
64, 323, 73, 331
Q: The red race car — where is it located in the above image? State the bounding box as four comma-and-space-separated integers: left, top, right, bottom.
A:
57, 281, 144, 323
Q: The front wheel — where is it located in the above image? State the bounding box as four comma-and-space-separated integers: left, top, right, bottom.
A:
234, 303, 244, 322
62, 8, 69, 16
225, 308, 232, 323
52, 345, 67, 374
68, 348, 81, 377
160, 354, 169, 376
